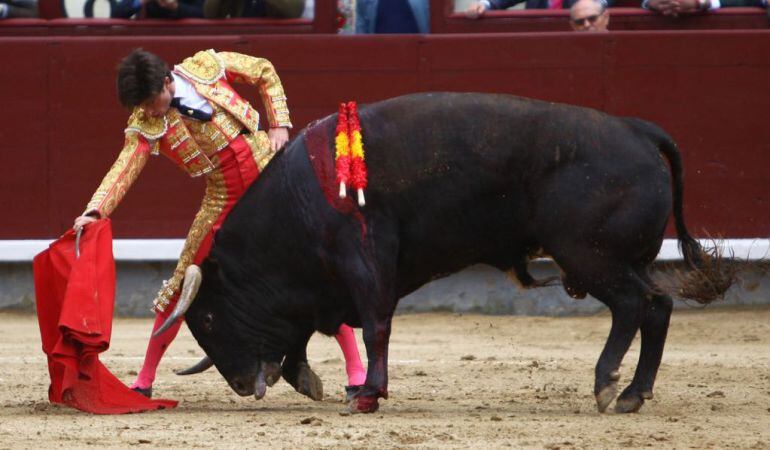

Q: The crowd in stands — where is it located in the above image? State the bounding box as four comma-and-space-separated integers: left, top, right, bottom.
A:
464, 0, 767, 18
110, 0, 306, 19
0, 0, 36, 18
0, 0, 767, 30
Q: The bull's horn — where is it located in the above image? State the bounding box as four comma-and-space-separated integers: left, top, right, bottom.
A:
153, 265, 202, 338
254, 369, 267, 400
175, 356, 214, 376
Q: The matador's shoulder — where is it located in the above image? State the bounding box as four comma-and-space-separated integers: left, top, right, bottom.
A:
174, 49, 226, 85
125, 108, 168, 140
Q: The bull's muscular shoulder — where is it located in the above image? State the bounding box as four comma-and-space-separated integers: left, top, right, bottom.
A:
175, 49, 226, 85
124, 107, 167, 140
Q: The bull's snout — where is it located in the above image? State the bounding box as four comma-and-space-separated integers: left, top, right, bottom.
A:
226, 361, 281, 399
228, 375, 255, 397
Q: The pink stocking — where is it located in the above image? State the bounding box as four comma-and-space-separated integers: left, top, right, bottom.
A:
130, 311, 184, 390
334, 324, 366, 386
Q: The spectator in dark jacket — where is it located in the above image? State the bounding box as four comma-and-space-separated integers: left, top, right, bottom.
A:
112, 0, 205, 19
356, 0, 430, 33
0, 0, 37, 18
645, 0, 766, 16
465, 0, 611, 17
202, 0, 304, 18
570, 0, 609, 30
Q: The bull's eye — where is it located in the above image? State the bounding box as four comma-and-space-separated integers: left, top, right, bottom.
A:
203, 312, 214, 333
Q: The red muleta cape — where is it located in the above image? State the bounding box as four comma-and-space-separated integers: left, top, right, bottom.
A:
33, 219, 177, 414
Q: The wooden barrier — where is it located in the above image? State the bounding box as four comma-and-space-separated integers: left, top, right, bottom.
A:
1, 32, 768, 239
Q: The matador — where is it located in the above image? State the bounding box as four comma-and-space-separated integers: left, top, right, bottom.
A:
74, 49, 366, 399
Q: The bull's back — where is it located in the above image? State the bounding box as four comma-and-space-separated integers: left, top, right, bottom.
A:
350, 93, 672, 291
231, 92, 675, 299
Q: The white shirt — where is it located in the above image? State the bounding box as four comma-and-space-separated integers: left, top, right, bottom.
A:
171, 72, 214, 117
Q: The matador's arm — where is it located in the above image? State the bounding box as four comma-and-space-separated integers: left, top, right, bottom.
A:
217, 51, 293, 129
83, 132, 150, 218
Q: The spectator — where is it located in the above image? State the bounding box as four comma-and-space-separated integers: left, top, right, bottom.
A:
569, 0, 609, 31
111, 0, 205, 19
0, 0, 37, 18
356, 0, 430, 33
203, 0, 305, 18
645, 0, 766, 16
465, 0, 611, 17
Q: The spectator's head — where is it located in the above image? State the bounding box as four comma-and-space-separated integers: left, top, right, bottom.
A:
117, 49, 174, 116
569, 0, 609, 32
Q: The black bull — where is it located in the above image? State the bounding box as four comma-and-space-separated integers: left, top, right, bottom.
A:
165, 92, 729, 414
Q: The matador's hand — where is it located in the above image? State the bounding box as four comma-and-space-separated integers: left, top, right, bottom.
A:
73, 215, 97, 232
268, 127, 290, 152
156, 0, 179, 11
465, 1, 488, 19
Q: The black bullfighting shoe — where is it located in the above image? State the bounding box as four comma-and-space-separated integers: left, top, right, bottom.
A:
132, 386, 153, 398
345, 385, 364, 402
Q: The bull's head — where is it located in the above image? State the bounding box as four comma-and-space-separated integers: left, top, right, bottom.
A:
155, 261, 285, 400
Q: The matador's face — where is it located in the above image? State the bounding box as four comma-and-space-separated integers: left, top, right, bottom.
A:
141, 76, 174, 118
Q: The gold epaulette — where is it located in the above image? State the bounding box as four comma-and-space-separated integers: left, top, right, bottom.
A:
174, 49, 225, 85
125, 108, 168, 141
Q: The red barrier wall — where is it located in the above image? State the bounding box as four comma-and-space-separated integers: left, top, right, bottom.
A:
1, 32, 768, 239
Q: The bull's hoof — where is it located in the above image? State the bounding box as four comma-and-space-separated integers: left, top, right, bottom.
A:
349, 395, 380, 414
296, 364, 323, 401
595, 370, 620, 413
614, 388, 653, 413
614, 395, 644, 413
345, 385, 364, 402
595, 384, 617, 413
530, 275, 561, 288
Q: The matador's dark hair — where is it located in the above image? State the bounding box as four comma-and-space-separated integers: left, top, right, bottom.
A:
116, 49, 172, 108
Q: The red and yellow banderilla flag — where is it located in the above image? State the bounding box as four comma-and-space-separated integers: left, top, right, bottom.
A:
334, 101, 368, 207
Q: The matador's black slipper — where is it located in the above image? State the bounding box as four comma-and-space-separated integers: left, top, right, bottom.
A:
132, 386, 153, 399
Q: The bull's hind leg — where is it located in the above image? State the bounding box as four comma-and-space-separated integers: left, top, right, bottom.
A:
587, 271, 650, 413
615, 291, 672, 413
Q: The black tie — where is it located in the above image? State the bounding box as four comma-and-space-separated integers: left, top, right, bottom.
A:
170, 97, 212, 121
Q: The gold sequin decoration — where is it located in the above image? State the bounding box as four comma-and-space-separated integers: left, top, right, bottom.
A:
162, 109, 216, 176
244, 131, 277, 172
217, 52, 293, 129
183, 117, 227, 157
196, 80, 261, 135
125, 108, 168, 140
212, 107, 243, 141
174, 49, 225, 85
154, 155, 227, 312
84, 133, 149, 217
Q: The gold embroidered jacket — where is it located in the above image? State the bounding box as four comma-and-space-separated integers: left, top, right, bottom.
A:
84, 49, 292, 218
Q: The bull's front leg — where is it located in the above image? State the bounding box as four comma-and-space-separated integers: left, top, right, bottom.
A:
282, 324, 324, 401
350, 314, 394, 413
336, 217, 399, 413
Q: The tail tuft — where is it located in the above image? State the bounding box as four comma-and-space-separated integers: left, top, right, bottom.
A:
624, 117, 736, 304
667, 239, 736, 304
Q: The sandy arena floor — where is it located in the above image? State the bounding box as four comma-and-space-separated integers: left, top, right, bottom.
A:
1, 307, 769, 449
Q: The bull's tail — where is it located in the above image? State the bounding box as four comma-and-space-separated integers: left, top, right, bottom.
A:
643, 122, 703, 267
625, 118, 734, 303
